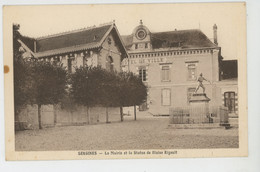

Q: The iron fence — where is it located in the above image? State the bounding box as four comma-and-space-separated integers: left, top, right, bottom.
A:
169, 106, 229, 124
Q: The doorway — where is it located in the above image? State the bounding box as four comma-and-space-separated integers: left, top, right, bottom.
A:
224, 92, 235, 113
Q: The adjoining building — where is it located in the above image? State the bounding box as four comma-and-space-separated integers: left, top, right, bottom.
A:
121, 20, 238, 116
16, 22, 129, 128
18, 22, 128, 73
217, 60, 238, 116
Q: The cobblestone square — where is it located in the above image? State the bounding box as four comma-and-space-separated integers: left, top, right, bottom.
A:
15, 112, 238, 151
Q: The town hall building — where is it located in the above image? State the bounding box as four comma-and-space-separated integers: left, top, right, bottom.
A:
18, 20, 238, 117
121, 20, 238, 116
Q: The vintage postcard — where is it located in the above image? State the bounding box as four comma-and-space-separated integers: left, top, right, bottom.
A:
3, 3, 247, 160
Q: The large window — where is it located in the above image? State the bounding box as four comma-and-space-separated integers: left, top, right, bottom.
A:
139, 67, 146, 82
161, 66, 170, 81
106, 56, 114, 72
224, 92, 235, 113
187, 64, 196, 80
161, 89, 171, 106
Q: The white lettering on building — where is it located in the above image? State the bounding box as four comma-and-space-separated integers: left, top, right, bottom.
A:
129, 57, 166, 64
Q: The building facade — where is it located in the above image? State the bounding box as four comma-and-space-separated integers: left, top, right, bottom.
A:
16, 22, 129, 128
122, 21, 238, 116
19, 22, 128, 73
18, 20, 238, 117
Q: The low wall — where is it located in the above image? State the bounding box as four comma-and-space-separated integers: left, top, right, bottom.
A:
56, 105, 121, 125
15, 105, 121, 130
15, 104, 54, 130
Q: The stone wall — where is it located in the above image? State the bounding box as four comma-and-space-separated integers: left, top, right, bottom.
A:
15, 105, 121, 130
55, 105, 121, 126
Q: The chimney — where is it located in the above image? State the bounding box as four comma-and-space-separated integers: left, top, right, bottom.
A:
140, 19, 143, 25
213, 24, 218, 45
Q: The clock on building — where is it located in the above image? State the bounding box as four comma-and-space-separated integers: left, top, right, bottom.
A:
136, 29, 147, 40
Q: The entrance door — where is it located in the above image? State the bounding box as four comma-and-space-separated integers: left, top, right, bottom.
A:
139, 101, 148, 111
224, 92, 235, 113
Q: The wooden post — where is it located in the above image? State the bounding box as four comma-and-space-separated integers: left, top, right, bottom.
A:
87, 106, 90, 124
38, 104, 42, 129
106, 107, 109, 123
134, 105, 136, 121
70, 110, 73, 124
120, 106, 123, 122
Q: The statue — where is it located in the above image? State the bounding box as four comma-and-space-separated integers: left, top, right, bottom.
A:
194, 73, 211, 93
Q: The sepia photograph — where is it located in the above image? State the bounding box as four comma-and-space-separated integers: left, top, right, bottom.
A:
3, 3, 247, 160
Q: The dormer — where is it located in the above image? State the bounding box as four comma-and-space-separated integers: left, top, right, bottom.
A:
131, 20, 152, 51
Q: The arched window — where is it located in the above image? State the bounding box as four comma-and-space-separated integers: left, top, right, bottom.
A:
106, 56, 114, 72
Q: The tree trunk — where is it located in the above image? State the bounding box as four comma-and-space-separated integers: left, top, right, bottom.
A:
134, 105, 136, 121
106, 107, 109, 123
38, 104, 42, 129
120, 106, 123, 122
53, 104, 57, 126
70, 110, 73, 124
87, 106, 90, 124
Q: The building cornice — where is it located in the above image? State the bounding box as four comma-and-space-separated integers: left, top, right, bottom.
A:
127, 47, 220, 59
128, 46, 220, 54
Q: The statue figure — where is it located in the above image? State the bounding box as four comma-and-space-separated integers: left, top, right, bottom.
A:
194, 73, 211, 93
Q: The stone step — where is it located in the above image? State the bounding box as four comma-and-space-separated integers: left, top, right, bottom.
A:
228, 117, 238, 128
168, 123, 227, 129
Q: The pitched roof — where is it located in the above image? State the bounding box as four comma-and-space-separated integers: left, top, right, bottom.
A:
121, 35, 133, 50
19, 24, 129, 58
36, 25, 111, 53
20, 35, 35, 52
122, 29, 217, 50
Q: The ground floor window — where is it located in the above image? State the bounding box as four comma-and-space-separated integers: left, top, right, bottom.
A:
106, 56, 114, 72
224, 92, 235, 113
161, 66, 170, 82
139, 67, 147, 81
161, 89, 171, 106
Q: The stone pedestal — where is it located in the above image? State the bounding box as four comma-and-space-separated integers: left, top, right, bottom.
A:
189, 93, 211, 123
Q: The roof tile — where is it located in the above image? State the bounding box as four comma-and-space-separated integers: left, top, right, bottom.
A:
36, 25, 111, 52
122, 29, 217, 50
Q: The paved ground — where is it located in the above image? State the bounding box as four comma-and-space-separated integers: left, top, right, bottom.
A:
15, 112, 239, 151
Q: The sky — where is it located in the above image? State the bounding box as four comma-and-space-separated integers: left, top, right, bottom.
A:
9, 3, 246, 60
